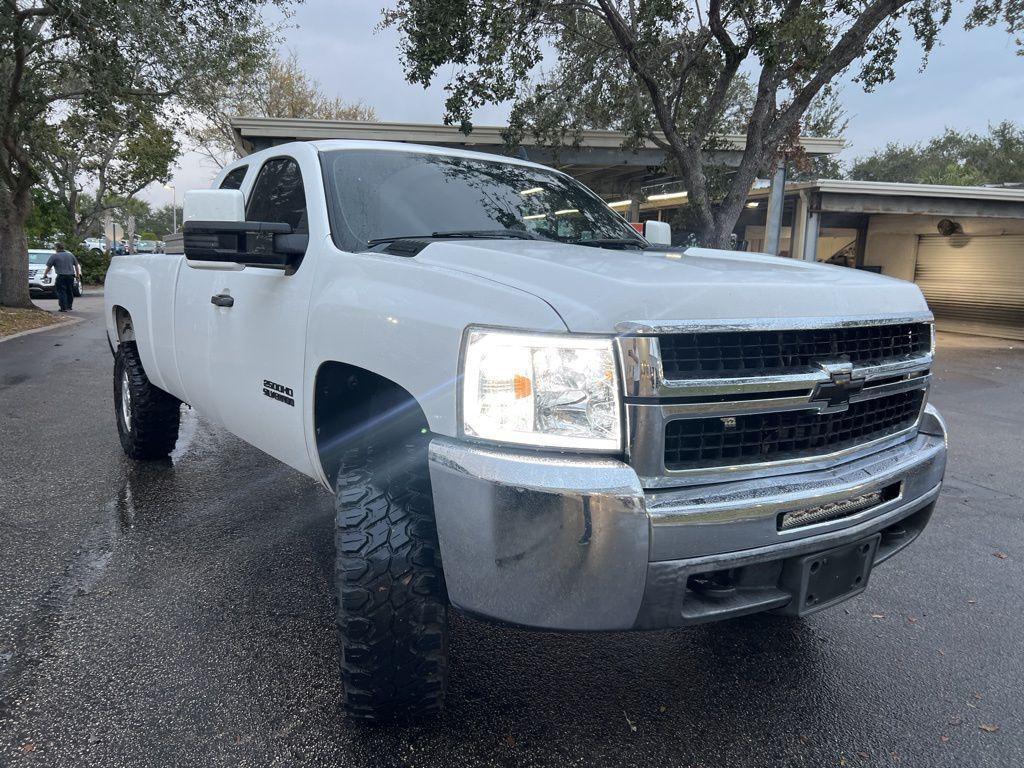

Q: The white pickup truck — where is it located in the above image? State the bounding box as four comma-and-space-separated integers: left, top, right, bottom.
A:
104, 140, 947, 720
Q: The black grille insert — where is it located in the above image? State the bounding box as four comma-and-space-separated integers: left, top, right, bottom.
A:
659, 323, 931, 378
664, 390, 925, 470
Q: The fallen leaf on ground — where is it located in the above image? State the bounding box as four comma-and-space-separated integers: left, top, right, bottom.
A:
949, 716, 963, 726
980, 724, 1000, 733
871, 613, 885, 619
505, 734, 516, 747
967, 599, 977, 604
908, 617, 918, 624
624, 711, 636, 733
21, 743, 35, 754
993, 552, 1008, 559
940, 735, 950, 743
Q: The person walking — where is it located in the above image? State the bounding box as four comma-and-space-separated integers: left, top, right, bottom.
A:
42, 243, 82, 312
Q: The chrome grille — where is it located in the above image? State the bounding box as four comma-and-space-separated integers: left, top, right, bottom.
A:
658, 322, 932, 378
617, 315, 935, 488
663, 390, 924, 469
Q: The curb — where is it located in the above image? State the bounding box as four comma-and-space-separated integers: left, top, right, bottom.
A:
0, 314, 84, 344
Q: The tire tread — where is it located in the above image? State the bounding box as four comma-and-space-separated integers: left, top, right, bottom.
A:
334, 434, 449, 721
114, 341, 181, 459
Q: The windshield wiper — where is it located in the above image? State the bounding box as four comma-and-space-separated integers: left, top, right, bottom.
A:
368, 229, 545, 247
575, 237, 646, 250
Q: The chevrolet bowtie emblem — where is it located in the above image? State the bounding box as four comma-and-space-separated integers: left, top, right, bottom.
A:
810, 362, 865, 413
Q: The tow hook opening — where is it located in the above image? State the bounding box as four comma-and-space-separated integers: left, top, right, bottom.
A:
687, 569, 737, 599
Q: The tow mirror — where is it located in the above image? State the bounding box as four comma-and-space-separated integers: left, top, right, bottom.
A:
184, 189, 245, 224
644, 220, 672, 246
182, 190, 308, 269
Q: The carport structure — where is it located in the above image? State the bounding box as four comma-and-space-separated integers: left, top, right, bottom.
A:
230, 117, 842, 223
736, 180, 1024, 340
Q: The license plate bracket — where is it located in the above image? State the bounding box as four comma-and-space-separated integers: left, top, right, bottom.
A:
780, 534, 881, 616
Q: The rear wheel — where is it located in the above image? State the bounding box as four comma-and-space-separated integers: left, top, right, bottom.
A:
333, 429, 449, 721
113, 341, 181, 459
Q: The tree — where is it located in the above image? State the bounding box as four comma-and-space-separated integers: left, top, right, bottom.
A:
24, 187, 72, 247
0, 0, 285, 308
848, 121, 1024, 185
191, 51, 377, 168
791, 88, 848, 180
383, 0, 1018, 248
135, 202, 183, 240
39, 108, 179, 239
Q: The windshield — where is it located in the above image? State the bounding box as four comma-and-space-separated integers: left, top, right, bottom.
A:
321, 149, 644, 251
28, 251, 50, 264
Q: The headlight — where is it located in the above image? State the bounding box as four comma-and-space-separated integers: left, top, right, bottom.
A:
461, 328, 622, 451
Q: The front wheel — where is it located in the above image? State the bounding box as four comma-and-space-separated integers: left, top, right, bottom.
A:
333, 432, 449, 721
113, 341, 181, 459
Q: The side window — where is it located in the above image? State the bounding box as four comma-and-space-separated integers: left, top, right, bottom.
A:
219, 166, 248, 190
245, 157, 308, 232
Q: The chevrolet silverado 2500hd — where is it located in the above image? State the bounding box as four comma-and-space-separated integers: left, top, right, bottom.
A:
104, 140, 947, 720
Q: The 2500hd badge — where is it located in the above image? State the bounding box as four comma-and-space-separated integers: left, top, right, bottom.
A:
262, 379, 294, 406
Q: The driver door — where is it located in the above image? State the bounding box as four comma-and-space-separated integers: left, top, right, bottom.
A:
204, 151, 322, 477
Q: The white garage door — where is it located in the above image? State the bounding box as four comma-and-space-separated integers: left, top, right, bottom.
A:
915, 234, 1024, 340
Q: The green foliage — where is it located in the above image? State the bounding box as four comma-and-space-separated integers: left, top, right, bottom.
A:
25, 189, 75, 248
848, 121, 1024, 184
0, 0, 291, 307
383, 0, 1018, 246
139, 231, 159, 242
75, 248, 111, 285
39, 108, 181, 237
191, 51, 377, 167
135, 204, 182, 240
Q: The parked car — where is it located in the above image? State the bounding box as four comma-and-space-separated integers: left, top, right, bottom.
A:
82, 237, 108, 254
104, 141, 947, 721
135, 239, 159, 254
28, 249, 82, 298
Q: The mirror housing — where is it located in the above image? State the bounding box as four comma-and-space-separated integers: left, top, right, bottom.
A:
184, 189, 245, 224
644, 220, 672, 246
182, 189, 307, 269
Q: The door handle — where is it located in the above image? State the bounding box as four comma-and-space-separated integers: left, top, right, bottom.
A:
210, 293, 234, 308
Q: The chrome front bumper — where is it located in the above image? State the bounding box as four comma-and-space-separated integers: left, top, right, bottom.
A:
428, 406, 947, 631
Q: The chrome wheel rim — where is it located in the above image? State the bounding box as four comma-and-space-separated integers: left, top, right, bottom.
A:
120, 370, 132, 427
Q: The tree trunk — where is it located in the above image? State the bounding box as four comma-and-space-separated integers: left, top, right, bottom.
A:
0, 187, 34, 309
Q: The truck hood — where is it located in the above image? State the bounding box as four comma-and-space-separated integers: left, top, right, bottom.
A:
413, 240, 931, 333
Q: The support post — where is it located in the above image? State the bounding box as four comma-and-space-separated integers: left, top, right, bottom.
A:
629, 195, 641, 223
763, 160, 787, 256
791, 192, 807, 259
854, 215, 869, 269
802, 206, 820, 262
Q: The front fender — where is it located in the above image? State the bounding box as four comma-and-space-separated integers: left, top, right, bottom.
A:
304, 249, 567, 484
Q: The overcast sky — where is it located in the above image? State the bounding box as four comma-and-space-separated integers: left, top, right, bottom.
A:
142, 1, 1023, 206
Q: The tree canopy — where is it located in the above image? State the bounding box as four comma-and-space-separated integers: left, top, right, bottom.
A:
38, 107, 179, 239
191, 51, 377, 168
848, 121, 1024, 185
384, 0, 1022, 247
1, 0, 287, 307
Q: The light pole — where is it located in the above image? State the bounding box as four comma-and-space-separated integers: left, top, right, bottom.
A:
164, 183, 177, 234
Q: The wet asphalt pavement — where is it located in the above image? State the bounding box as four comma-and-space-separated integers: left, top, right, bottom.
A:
1, 292, 1022, 767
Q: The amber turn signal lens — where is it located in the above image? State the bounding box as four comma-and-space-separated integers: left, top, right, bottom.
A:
513, 374, 532, 399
